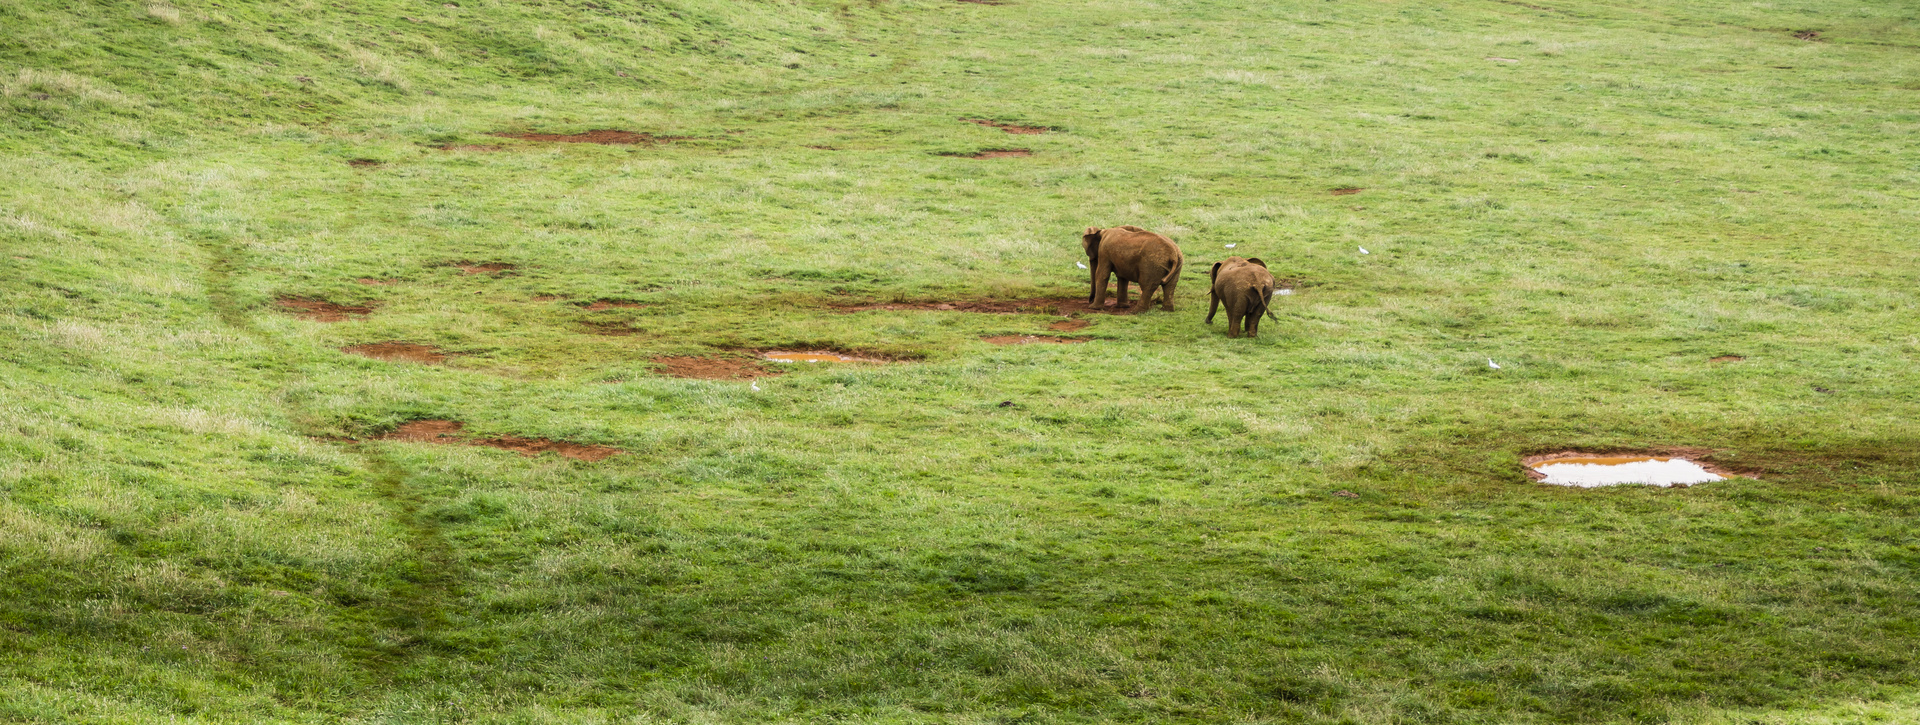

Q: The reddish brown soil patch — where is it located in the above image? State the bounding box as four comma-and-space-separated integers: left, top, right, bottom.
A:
581, 321, 646, 336
938, 149, 1032, 158
357, 278, 399, 286
1793, 30, 1823, 41
380, 420, 623, 461
342, 342, 447, 364
580, 299, 648, 310
1710, 355, 1745, 363
1331, 187, 1365, 195
347, 159, 382, 168
832, 296, 1126, 315
277, 297, 375, 322
982, 335, 1089, 345
1522, 448, 1753, 481
1049, 319, 1092, 332
451, 262, 516, 275
439, 144, 504, 152
963, 118, 1050, 134
488, 130, 687, 145
651, 356, 780, 380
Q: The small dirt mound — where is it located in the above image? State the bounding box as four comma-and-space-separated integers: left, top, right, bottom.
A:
343, 342, 447, 364
652, 356, 779, 380
982, 335, 1089, 345
439, 144, 504, 152
347, 159, 382, 168
278, 297, 375, 322
1710, 355, 1745, 363
1331, 187, 1365, 195
938, 149, 1032, 158
489, 130, 687, 145
380, 420, 622, 461
1049, 319, 1092, 332
451, 262, 516, 275
581, 321, 646, 336
580, 299, 648, 310
963, 118, 1050, 134
832, 296, 1123, 315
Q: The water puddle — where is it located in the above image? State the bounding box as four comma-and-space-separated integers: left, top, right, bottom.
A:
762, 351, 888, 364
1526, 453, 1727, 488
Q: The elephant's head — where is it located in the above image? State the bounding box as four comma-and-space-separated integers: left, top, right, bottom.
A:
1081, 227, 1102, 258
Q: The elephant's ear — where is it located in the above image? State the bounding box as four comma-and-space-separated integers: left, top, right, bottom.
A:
1082, 228, 1102, 256
1246, 257, 1267, 268
1211, 261, 1223, 283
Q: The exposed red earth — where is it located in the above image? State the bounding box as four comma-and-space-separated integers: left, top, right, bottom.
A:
651, 356, 780, 380
277, 297, 375, 322
342, 342, 447, 364
379, 420, 623, 461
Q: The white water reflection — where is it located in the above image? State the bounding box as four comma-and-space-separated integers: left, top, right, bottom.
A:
1532, 456, 1725, 487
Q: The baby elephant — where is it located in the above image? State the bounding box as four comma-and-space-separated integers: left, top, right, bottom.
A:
1206, 257, 1279, 338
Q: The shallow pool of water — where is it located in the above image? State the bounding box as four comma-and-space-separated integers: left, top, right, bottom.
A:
1531, 456, 1725, 487
762, 351, 886, 363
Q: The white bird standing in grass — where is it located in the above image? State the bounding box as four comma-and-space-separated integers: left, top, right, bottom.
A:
1359, 246, 1370, 255
751, 380, 762, 391
1224, 243, 1236, 249
1076, 261, 1088, 269
1488, 359, 1501, 370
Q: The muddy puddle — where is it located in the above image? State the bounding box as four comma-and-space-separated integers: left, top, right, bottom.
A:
278, 297, 374, 322
1524, 452, 1729, 488
652, 356, 778, 380
342, 342, 447, 364
938, 149, 1032, 158
963, 118, 1050, 134
762, 350, 891, 363
380, 420, 622, 461
982, 335, 1089, 345
489, 130, 686, 145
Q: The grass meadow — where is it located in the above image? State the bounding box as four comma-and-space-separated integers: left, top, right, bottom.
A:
3, 0, 1919, 722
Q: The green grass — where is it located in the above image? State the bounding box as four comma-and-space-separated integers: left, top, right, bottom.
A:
4, 0, 1920, 722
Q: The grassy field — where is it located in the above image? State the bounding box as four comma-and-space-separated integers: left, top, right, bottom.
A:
4, 0, 1919, 722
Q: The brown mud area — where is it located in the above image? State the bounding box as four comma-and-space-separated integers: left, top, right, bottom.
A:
277, 297, 375, 322
982, 335, 1090, 345
1710, 355, 1745, 363
963, 118, 1050, 134
1049, 319, 1092, 332
651, 356, 780, 380
343, 342, 448, 364
1522, 448, 1750, 481
380, 420, 622, 461
451, 262, 517, 275
1331, 187, 1365, 195
439, 144, 504, 152
347, 159, 382, 168
580, 299, 648, 310
939, 149, 1032, 158
832, 296, 1126, 316
489, 130, 687, 145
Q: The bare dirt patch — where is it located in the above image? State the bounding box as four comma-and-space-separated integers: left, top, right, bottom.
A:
450, 262, 516, 275
347, 159, 382, 168
343, 342, 447, 364
580, 299, 648, 310
1049, 319, 1092, 332
1710, 355, 1745, 363
982, 335, 1089, 345
277, 297, 375, 322
938, 149, 1032, 158
489, 130, 687, 145
963, 118, 1050, 134
1331, 187, 1365, 195
439, 144, 504, 152
1793, 30, 1823, 41
831, 296, 1127, 315
651, 356, 780, 380
380, 420, 623, 461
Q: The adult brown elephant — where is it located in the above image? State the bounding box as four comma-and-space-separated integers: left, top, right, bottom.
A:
1206, 256, 1279, 338
1081, 225, 1183, 312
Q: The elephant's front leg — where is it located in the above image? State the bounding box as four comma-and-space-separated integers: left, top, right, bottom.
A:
1114, 278, 1131, 308
1090, 260, 1113, 309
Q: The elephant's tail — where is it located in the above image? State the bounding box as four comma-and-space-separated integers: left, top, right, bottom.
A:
1161, 258, 1182, 287
1253, 287, 1277, 320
